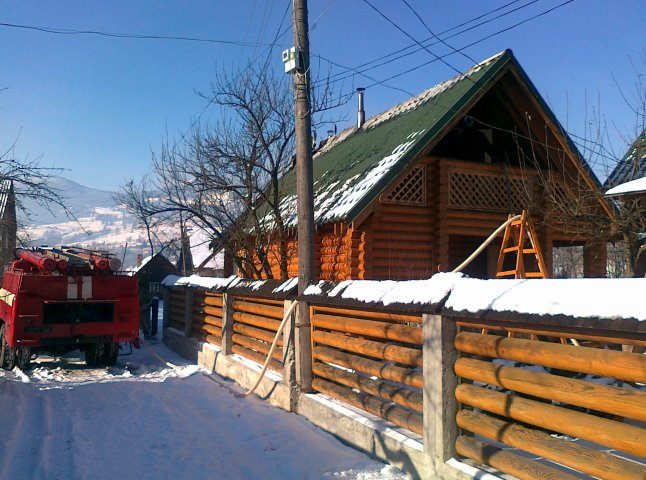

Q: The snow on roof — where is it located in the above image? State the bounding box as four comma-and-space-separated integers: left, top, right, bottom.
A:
162, 274, 240, 290
605, 176, 646, 196
444, 277, 646, 321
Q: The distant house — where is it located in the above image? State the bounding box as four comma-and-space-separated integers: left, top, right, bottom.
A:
233, 49, 611, 280
0, 180, 16, 275
132, 253, 179, 304
604, 128, 646, 191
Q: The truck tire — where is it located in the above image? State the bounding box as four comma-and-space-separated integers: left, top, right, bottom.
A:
85, 343, 104, 367
0, 325, 16, 370
16, 347, 30, 370
102, 343, 119, 366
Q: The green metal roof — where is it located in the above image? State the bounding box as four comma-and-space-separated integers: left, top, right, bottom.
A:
276, 49, 576, 227
604, 128, 646, 188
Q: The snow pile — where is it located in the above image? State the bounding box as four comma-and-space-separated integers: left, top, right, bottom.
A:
445, 276, 646, 320
162, 274, 240, 290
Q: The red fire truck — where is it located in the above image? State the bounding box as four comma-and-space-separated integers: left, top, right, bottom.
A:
0, 246, 139, 370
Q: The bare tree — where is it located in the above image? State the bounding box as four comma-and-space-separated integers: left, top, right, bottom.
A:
118, 64, 344, 279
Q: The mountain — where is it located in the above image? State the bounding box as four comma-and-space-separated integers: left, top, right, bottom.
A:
20, 178, 159, 268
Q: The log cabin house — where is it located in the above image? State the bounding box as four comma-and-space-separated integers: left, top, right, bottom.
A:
238, 49, 612, 281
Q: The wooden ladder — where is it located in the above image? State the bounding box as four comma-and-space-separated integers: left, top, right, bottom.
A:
496, 210, 548, 279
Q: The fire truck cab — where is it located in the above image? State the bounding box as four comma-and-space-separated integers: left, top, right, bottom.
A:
0, 246, 139, 370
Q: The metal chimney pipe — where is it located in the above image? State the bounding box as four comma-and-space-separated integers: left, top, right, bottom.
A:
357, 87, 365, 128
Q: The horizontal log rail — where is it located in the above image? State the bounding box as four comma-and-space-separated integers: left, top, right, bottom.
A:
313, 362, 422, 413
312, 313, 422, 345
233, 299, 284, 319
455, 357, 646, 421
455, 436, 580, 480
456, 384, 646, 458
234, 323, 283, 346
313, 346, 422, 390
204, 315, 222, 328
236, 295, 284, 306
456, 319, 646, 347
204, 306, 224, 318
457, 410, 646, 480
455, 332, 646, 382
313, 330, 422, 367
232, 312, 281, 332
198, 324, 221, 337
312, 378, 422, 435
232, 334, 283, 363
232, 344, 282, 373
204, 333, 222, 346
204, 295, 223, 307
311, 306, 421, 324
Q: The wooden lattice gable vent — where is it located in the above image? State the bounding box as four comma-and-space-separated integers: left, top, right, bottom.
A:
380, 165, 427, 206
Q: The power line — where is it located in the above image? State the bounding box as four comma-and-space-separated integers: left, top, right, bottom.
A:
318, 0, 539, 86
0, 21, 278, 48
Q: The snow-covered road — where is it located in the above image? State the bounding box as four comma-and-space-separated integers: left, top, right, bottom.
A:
0, 341, 407, 480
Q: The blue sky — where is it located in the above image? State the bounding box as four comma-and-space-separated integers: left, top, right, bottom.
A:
1, 1, 644, 190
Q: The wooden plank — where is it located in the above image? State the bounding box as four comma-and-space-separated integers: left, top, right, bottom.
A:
455, 332, 646, 382
455, 357, 646, 421
234, 323, 283, 346
311, 305, 421, 324
232, 311, 281, 332
233, 299, 284, 320
312, 378, 422, 435
313, 362, 422, 413
457, 409, 646, 480
313, 346, 422, 389
236, 295, 284, 306
455, 436, 581, 480
456, 384, 646, 458
313, 330, 422, 367
312, 313, 422, 345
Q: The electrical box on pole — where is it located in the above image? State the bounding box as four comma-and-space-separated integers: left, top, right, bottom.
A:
282, 47, 303, 74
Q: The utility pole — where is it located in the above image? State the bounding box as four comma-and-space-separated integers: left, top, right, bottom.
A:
292, 0, 314, 393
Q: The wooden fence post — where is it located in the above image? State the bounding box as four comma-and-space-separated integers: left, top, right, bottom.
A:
221, 293, 234, 355
423, 313, 459, 463
183, 288, 194, 338
295, 301, 313, 393
283, 299, 298, 411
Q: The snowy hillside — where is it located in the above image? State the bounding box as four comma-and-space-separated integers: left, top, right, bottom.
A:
20, 178, 171, 268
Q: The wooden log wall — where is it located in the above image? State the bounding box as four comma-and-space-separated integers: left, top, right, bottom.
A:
167, 288, 187, 331
231, 296, 285, 372
454, 327, 646, 480
191, 290, 223, 346
310, 304, 424, 435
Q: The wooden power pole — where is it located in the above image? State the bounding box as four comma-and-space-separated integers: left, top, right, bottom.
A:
292, 0, 314, 392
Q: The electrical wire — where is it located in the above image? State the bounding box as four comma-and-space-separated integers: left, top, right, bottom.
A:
0, 21, 278, 48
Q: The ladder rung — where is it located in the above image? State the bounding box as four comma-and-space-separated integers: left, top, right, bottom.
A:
511, 220, 523, 226
522, 249, 537, 254
525, 272, 546, 278
503, 246, 519, 253
496, 271, 517, 277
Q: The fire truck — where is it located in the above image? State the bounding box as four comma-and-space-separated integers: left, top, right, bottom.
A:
0, 246, 139, 370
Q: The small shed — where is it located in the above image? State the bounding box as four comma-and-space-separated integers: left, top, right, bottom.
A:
132, 253, 180, 304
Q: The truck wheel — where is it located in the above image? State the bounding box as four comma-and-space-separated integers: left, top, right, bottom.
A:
16, 347, 30, 371
0, 325, 16, 370
85, 343, 104, 367
102, 343, 119, 366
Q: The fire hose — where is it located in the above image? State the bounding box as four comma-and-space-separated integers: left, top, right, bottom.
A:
451, 214, 521, 273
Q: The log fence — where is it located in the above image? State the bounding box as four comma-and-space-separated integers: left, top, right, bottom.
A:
163, 278, 646, 480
